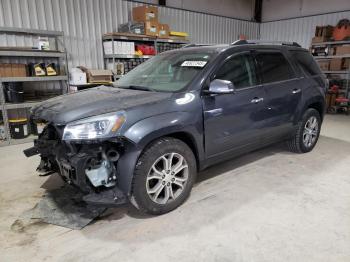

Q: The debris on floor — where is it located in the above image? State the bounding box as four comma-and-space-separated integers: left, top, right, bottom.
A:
19, 186, 106, 230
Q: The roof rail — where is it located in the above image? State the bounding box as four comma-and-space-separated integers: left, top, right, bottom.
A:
231, 40, 249, 45
182, 44, 210, 48
231, 40, 301, 47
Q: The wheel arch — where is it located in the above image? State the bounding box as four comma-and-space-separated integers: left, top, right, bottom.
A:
296, 96, 325, 124
307, 101, 325, 121
144, 131, 200, 171
116, 112, 204, 196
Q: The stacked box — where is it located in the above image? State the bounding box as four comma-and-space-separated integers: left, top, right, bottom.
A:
329, 58, 343, 71
118, 21, 145, 35
335, 45, 350, 55
0, 64, 27, 77
317, 60, 330, 71
132, 6, 158, 23
104, 41, 135, 55
158, 24, 170, 38
312, 25, 333, 44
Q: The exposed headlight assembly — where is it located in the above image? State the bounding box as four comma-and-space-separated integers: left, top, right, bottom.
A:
62, 111, 126, 141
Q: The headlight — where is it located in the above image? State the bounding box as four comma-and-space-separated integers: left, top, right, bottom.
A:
62, 111, 126, 141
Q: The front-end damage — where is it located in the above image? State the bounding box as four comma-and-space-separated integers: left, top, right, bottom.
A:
24, 122, 129, 206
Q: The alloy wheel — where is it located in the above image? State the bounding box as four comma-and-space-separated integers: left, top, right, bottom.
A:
146, 153, 189, 204
303, 116, 319, 148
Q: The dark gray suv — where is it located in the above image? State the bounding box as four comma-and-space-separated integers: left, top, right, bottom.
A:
24, 40, 326, 215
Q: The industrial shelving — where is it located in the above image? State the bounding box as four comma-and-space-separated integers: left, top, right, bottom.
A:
0, 27, 69, 146
311, 40, 350, 101
102, 33, 189, 81
311, 40, 350, 46
104, 54, 154, 59
1, 76, 68, 82
314, 55, 350, 59
0, 50, 66, 57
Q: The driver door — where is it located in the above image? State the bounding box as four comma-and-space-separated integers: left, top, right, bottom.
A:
202, 52, 268, 158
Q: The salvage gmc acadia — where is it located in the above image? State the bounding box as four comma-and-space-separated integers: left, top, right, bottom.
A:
24, 40, 326, 215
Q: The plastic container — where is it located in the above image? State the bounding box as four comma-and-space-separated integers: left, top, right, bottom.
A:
9, 118, 29, 139
0, 123, 6, 141
4, 82, 24, 103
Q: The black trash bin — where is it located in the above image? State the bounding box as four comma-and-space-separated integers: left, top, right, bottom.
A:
9, 118, 29, 139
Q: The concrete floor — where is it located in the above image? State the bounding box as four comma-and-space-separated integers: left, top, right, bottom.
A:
1, 114, 350, 262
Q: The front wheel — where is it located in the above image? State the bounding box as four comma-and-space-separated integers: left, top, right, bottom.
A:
131, 137, 197, 215
287, 108, 321, 153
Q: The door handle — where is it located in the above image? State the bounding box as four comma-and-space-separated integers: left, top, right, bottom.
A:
292, 88, 301, 94
205, 108, 223, 116
251, 97, 264, 104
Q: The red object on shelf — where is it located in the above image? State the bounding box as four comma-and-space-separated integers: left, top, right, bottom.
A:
329, 84, 339, 93
335, 97, 349, 103
136, 44, 155, 55
333, 19, 350, 41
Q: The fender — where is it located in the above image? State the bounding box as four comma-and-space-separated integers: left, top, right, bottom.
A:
116, 112, 204, 196
295, 94, 325, 125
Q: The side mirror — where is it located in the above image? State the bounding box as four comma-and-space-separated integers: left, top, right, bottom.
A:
205, 79, 235, 95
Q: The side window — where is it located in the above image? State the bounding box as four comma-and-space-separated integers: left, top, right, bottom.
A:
215, 53, 257, 89
290, 50, 322, 76
255, 52, 295, 84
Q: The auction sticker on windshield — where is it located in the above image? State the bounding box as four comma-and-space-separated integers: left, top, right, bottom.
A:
181, 61, 207, 67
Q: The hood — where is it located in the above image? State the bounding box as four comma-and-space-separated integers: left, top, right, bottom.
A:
31, 86, 172, 124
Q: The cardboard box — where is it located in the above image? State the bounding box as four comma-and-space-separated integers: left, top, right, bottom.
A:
2, 64, 13, 77
103, 41, 113, 55
129, 42, 135, 55
77, 67, 113, 83
329, 58, 343, 71
69, 68, 87, 85
328, 47, 336, 55
335, 45, 350, 55
315, 25, 333, 37
132, 5, 158, 23
115, 41, 122, 54
317, 60, 330, 71
88, 70, 112, 83
312, 36, 327, 44
0, 63, 26, 77
158, 24, 170, 38
343, 58, 350, 69
12, 64, 27, 77
0, 64, 8, 77
326, 93, 337, 109
103, 41, 135, 55
145, 21, 159, 37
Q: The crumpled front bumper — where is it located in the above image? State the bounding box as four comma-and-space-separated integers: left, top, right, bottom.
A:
24, 123, 128, 206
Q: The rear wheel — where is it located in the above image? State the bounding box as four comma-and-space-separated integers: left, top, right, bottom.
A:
287, 108, 321, 153
131, 137, 197, 215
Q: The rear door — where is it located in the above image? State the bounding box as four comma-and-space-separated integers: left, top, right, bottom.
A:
254, 50, 302, 141
202, 51, 267, 157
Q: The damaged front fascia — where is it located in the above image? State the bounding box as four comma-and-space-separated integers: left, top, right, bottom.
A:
25, 122, 132, 195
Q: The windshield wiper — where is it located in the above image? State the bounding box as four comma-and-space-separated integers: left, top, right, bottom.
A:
117, 85, 155, 92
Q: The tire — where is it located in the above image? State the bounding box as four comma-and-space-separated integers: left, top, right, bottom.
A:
131, 137, 197, 215
287, 108, 321, 153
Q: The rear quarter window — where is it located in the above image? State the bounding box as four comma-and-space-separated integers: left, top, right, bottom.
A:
255, 52, 295, 84
289, 50, 322, 76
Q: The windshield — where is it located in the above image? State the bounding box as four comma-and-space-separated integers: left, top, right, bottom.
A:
115, 51, 213, 92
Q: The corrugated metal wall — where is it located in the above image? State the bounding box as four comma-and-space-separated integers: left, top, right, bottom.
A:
260, 11, 350, 48
0, 0, 259, 69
